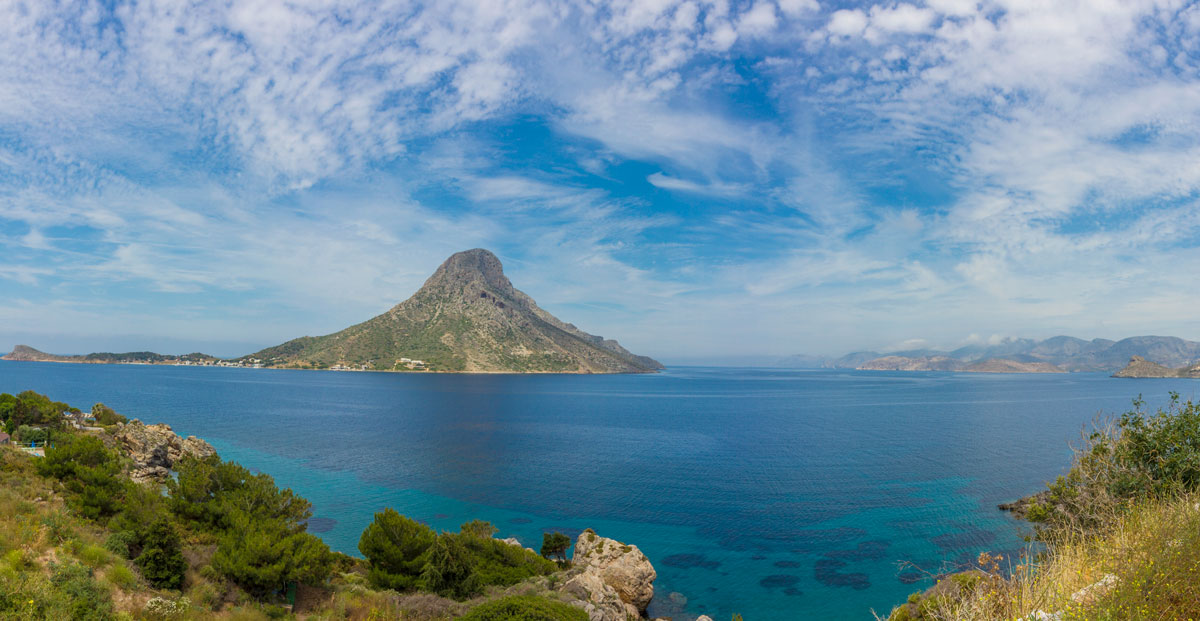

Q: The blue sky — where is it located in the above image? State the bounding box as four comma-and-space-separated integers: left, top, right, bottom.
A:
2, 0, 1200, 360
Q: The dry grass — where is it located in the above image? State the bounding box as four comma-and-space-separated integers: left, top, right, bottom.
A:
885, 493, 1200, 620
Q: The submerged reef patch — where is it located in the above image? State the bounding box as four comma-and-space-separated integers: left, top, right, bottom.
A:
662, 553, 721, 570
814, 558, 870, 590
306, 516, 337, 533
759, 574, 800, 589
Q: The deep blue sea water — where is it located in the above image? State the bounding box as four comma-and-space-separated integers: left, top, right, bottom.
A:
3, 361, 1198, 620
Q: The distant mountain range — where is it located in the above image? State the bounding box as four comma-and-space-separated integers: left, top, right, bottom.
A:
858, 356, 1064, 373
739, 336, 1200, 373
823, 336, 1200, 373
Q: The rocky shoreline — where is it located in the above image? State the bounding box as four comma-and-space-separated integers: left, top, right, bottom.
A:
997, 490, 1052, 521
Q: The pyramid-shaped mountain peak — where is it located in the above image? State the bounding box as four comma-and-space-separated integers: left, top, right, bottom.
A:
248, 249, 662, 374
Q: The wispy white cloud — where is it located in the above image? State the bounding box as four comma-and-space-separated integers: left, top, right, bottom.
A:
2, 0, 1200, 359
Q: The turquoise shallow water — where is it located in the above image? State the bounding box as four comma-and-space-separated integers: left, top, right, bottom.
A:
3, 361, 1197, 619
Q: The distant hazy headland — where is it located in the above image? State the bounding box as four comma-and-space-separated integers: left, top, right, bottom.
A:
757, 335, 1200, 375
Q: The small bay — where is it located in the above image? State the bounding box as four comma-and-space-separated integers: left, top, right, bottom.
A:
2, 361, 1194, 619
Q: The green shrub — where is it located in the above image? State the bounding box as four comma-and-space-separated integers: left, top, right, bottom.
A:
106, 563, 137, 590
186, 579, 223, 611
9, 391, 73, 429
212, 510, 332, 597
459, 531, 556, 590
16, 425, 48, 444
358, 508, 436, 591
420, 534, 479, 599
459, 595, 587, 621
540, 533, 570, 562
104, 531, 138, 559
50, 561, 115, 621
135, 519, 187, 590
168, 456, 312, 533
37, 435, 125, 521
42, 511, 77, 544
79, 544, 112, 569
90, 403, 127, 426
1035, 394, 1200, 534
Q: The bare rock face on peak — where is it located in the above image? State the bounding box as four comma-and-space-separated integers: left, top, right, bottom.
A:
248, 249, 663, 374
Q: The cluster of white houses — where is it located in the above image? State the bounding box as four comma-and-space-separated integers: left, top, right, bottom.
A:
327, 358, 427, 371
174, 358, 264, 368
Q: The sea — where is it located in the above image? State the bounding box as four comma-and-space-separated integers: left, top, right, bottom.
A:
3, 361, 1197, 620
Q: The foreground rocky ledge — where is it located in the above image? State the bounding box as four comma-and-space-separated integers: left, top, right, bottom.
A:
545, 528, 658, 621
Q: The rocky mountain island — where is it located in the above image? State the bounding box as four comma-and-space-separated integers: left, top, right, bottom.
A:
1112, 355, 1200, 378
244, 249, 663, 374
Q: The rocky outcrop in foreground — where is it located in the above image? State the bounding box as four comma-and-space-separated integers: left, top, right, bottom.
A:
112, 420, 216, 483
557, 529, 657, 621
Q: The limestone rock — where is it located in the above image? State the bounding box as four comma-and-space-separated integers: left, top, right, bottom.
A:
562, 568, 641, 621
113, 420, 217, 483
1070, 573, 1118, 606
558, 529, 657, 621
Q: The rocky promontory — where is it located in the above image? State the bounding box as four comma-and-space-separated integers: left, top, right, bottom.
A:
112, 419, 216, 483
557, 529, 658, 621
1111, 355, 1200, 378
